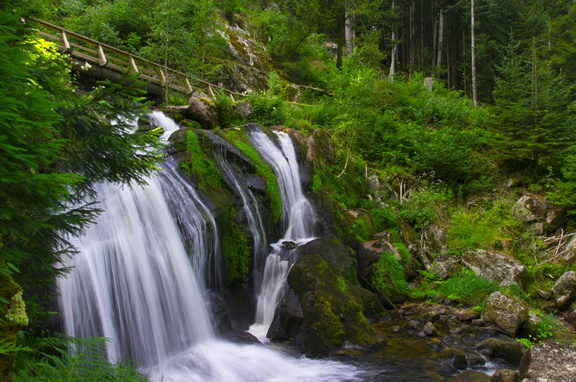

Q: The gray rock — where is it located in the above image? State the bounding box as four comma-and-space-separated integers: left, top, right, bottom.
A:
234, 99, 253, 119
511, 195, 565, 235
453, 308, 481, 321
462, 249, 528, 287
186, 96, 217, 128
476, 338, 526, 365
551, 271, 576, 311
482, 292, 528, 336
423, 321, 437, 336
519, 342, 576, 382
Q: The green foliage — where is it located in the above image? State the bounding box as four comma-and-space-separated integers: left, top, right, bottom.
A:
548, 153, 576, 214
214, 92, 237, 128
436, 269, 498, 306
232, 140, 282, 223
221, 207, 251, 286
15, 335, 146, 382
180, 130, 225, 190
246, 93, 286, 126
397, 185, 451, 231
447, 201, 516, 252
371, 252, 408, 298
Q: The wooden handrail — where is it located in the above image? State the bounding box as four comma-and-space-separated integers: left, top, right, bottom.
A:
32, 18, 243, 100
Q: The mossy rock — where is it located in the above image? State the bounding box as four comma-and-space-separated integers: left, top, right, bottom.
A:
287, 236, 384, 357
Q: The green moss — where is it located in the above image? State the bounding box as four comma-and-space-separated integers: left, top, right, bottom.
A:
232, 139, 282, 223
180, 130, 225, 190
336, 276, 348, 292
371, 252, 409, 298
221, 207, 251, 286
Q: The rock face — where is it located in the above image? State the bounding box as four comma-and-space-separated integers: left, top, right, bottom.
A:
551, 271, 576, 311
462, 249, 528, 287
511, 195, 565, 235
482, 292, 528, 336
519, 342, 576, 381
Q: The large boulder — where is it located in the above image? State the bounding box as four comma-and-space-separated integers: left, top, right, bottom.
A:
519, 342, 576, 381
286, 236, 384, 357
510, 195, 565, 235
448, 370, 490, 382
551, 271, 576, 311
186, 96, 218, 129
462, 250, 528, 287
482, 292, 528, 336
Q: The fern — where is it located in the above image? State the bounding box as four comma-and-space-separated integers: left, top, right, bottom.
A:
15, 335, 147, 382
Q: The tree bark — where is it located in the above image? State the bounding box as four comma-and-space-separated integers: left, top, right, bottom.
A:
471, 0, 478, 106
345, 10, 354, 55
437, 8, 444, 67
389, 0, 398, 81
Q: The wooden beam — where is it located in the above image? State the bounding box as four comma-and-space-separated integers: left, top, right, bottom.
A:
97, 44, 107, 66
61, 31, 71, 53
130, 57, 139, 73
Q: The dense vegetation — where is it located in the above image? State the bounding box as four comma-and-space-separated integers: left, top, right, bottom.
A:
2, 0, 576, 380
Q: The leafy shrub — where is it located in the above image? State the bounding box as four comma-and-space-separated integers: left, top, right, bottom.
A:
397, 185, 451, 230
436, 269, 498, 306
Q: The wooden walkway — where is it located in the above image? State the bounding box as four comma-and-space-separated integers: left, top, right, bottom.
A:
34, 19, 241, 103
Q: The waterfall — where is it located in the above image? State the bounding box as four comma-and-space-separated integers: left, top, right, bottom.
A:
57, 116, 361, 381
247, 126, 317, 341
208, 132, 268, 279
57, 170, 214, 367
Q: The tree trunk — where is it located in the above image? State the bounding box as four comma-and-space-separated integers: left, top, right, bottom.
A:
471, 0, 478, 106
389, 0, 398, 81
437, 8, 444, 67
409, 0, 415, 73
345, 10, 354, 55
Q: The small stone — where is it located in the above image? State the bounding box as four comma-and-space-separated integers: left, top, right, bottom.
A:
423, 321, 437, 336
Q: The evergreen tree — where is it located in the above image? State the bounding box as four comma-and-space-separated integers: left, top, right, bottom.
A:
0, 10, 160, 380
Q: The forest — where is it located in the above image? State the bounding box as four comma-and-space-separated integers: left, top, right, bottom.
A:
1, 0, 576, 381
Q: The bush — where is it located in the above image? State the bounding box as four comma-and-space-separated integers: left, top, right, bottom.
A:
436, 269, 498, 306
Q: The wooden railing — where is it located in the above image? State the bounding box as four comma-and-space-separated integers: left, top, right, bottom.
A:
33, 19, 242, 101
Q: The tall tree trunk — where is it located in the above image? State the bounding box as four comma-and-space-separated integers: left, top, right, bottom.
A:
471, 0, 478, 106
345, 10, 355, 55
409, 0, 415, 74
437, 8, 444, 67
389, 0, 398, 81
336, 6, 346, 69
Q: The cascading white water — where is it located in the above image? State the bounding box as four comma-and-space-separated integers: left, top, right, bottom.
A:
57, 172, 214, 367
210, 134, 268, 276
247, 127, 317, 341
58, 115, 363, 381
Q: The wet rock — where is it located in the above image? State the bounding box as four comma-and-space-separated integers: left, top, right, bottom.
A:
448, 369, 490, 382
288, 236, 383, 357
267, 286, 303, 342
453, 308, 481, 322
462, 249, 527, 287
221, 329, 262, 345
430, 253, 462, 279
510, 195, 565, 235
452, 351, 486, 370
186, 96, 217, 129
475, 338, 526, 365
489, 369, 519, 382
551, 270, 576, 311
482, 292, 528, 336
423, 321, 437, 336
519, 342, 576, 382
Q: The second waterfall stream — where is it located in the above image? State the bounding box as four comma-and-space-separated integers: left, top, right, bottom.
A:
56, 115, 364, 381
